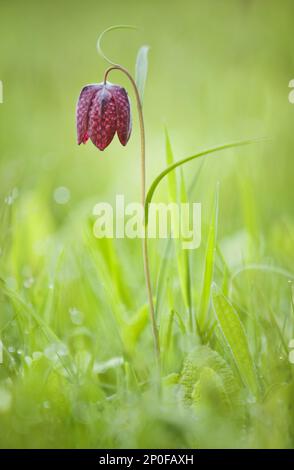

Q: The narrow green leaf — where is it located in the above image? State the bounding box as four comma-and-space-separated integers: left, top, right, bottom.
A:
212, 284, 258, 396
164, 309, 175, 354
178, 170, 192, 330
164, 132, 192, 330
165, 129, 177, 201
135, 45, 149, 103
122, 303, 148, 355
97, 25, 137, 66
180, 168, 188, 204
197, 184, 219, 332
154, 239, 173, 317
145, 138, 264, 224
154, 135, 206, 320
216, 245, 231, 297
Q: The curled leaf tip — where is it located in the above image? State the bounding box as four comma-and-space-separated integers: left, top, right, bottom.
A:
97, 25, 139, 66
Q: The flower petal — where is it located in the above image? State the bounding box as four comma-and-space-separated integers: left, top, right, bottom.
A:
76, 85, 101, 145
111, 86, 131, 146
88, 87, 117, 151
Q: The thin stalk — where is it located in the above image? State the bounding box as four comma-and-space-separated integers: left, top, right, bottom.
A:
104, 66, 161, 371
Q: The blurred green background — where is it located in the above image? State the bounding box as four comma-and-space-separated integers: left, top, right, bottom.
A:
0, 0, 293, 214
0, 0, 293, 449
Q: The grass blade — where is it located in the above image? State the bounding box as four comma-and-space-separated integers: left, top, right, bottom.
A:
145, 138, 264, 224
164, 131, 193, 330
165, 129, 177, 201
135, 45, 149, 104
212, 283, 258, 397
197, 184, 219, 334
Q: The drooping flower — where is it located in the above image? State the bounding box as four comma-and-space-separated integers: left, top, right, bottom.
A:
76, 82, 131, 151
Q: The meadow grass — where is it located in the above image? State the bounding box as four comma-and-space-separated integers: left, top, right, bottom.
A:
0, 0, 293, 449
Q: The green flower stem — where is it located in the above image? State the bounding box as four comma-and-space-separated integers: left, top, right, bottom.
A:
104, 66, 161, 372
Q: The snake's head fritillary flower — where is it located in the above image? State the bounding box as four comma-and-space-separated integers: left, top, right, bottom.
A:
76, 82, 131, 151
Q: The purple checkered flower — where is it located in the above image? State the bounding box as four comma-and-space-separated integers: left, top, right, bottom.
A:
76, 82, 131, 151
